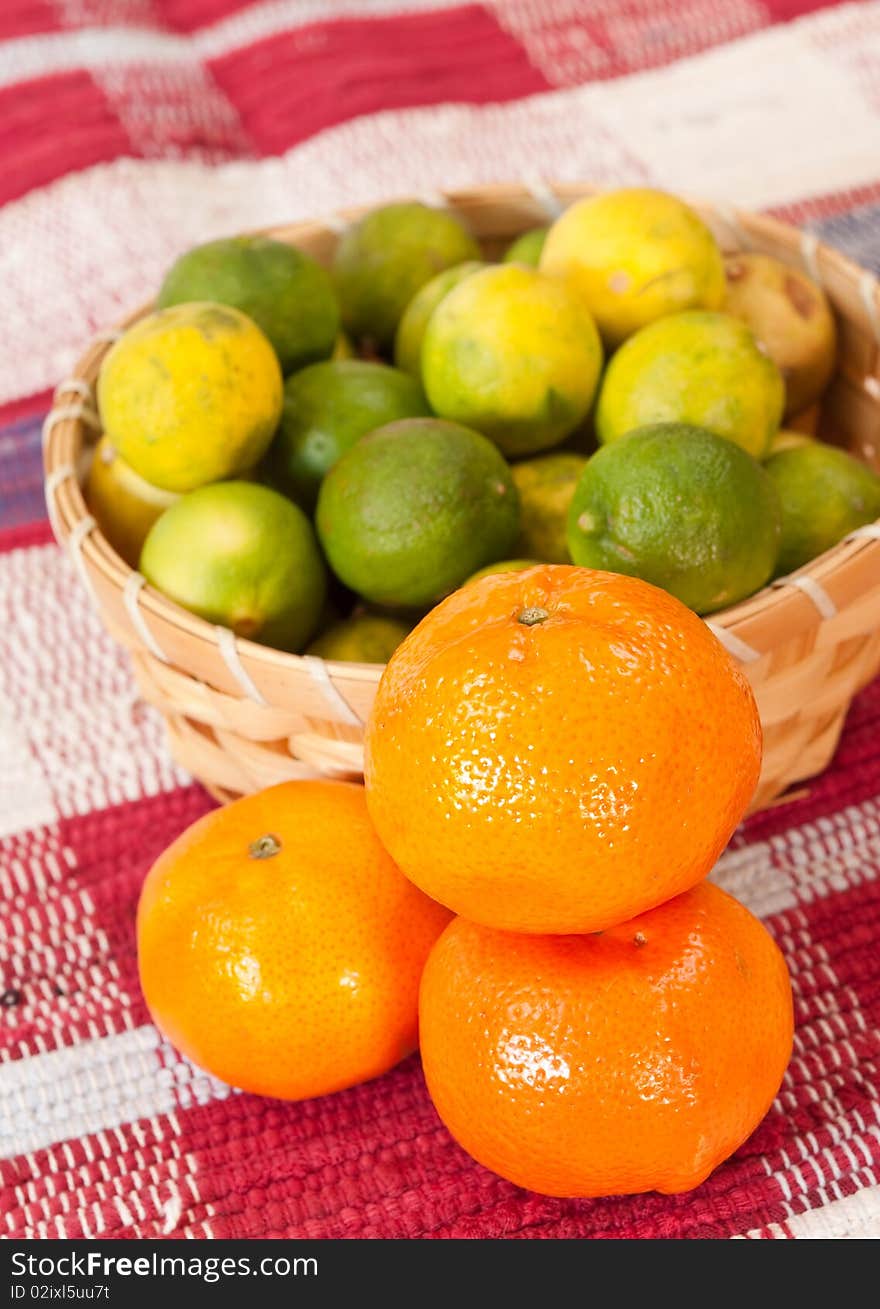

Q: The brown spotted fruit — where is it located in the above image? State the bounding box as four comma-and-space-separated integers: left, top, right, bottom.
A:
724, 253, 837, 419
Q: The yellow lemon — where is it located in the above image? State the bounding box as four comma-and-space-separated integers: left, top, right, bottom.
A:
393, 261, 483, 377
595, 310, 784, 459
421, 264, 603, 457
541, 188, 725, 347
98, 302, 283, 493
85, 435, 178, 568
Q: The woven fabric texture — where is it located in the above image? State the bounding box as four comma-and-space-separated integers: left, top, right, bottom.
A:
1, 0, 880, 1240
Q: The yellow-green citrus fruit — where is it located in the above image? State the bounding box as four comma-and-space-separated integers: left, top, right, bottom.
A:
465, 559, 540, 584
316, 418, 519, 608
764, 442, 880, 576
766, 429, 814, 457
332, 202, 481, 349
267, 360, 430, 510
567, 423, 781, 614
332, 331, 356, 360
724, 253, 837, 417
422, 264, 603, 457
98, 302, 283, 493
503, 227, 548, 266
596, 310, 784, 459
141, 481, 326, 652
540, 188, 725, 347
512, 452, 587, 563
85, 434, 178, 569
156, 235, 339, 376
306, 614, 411, 663
393, 261, 484, 376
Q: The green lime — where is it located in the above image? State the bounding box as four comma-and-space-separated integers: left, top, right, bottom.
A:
306, 614, 410, 663
157, 236, 338, 375
140, 481, 327, 652
332, 202, 481, 349
764, 443, 880, 575
266, 360, 430, 510
465, 559, 540, 584
316, 418, 519, 607
393, 261, 483, 376
512, 452, 587, 562
422, 264, 603, 457
595, 310, 784, 459
503, 228, 548, 266
567, 422, 781, 614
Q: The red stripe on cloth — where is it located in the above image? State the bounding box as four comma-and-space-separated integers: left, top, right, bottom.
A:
208, 6, 550, 156
0, 1, 58, 40
178, 1067, 792, 1238
0, 521, 54, 553
760, 0, 863, 19
0, 71, 132, 207
153, 0, 263, 31
0, 391, 52, 428
0, 786, 215, 1062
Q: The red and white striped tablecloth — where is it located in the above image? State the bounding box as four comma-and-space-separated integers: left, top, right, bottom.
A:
1, 0, 879, 1240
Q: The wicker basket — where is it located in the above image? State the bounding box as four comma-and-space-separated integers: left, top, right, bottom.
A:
42, 182, 880, 811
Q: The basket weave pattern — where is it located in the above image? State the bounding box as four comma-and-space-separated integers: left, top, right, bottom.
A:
42, 184, 880, 811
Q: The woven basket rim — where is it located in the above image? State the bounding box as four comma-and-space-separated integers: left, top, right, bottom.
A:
43, 181, 880, 676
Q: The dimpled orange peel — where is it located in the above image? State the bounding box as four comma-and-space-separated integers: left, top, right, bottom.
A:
364, 565, 762, 934
137, 780, 452, 1100
419, 882, 794, 1197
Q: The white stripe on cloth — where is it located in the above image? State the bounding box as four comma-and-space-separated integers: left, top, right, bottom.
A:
782, 1186, 880, 1238
4, 2, 880, 405
0, 0, 457, 89
709, 791, 880, 919
0, 542, 188, 819
0, 701, 56, 839
0, 1025, 231, 1159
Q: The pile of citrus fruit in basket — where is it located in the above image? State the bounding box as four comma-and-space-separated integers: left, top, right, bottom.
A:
112, 185, 876, 1197
89, 187, 880, 662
